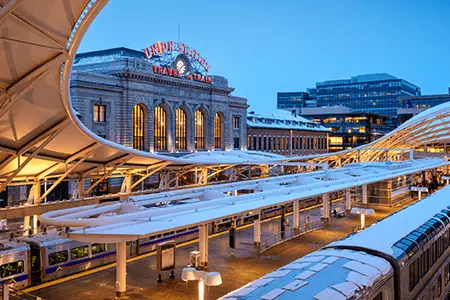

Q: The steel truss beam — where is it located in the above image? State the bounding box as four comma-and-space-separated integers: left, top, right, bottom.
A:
0, 120, 69, 191
85, 155, 134, 196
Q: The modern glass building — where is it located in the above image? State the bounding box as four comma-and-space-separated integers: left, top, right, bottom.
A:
277, 92, 316, 111
301, 107, 396, 152
307, 73, 421, 117
397, 94, 450, 124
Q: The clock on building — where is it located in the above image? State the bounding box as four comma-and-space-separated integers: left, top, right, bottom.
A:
175, 58, 187, 75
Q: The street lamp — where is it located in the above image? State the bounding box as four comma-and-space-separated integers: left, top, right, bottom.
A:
410, 186, 428, 200
182, 267, 222, 300
442, 175, 450, 186
351, 207, 375, 229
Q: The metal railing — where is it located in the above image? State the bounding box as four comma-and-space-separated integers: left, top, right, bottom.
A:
259, 220, 324, 253
0, 285, 44, 300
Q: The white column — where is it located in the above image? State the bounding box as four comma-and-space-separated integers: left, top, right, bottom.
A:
254, 214, 261, 247
360, 214, 365, 229
121, 172, 132, 194
198, 224, 208, 269
23, 216, 30, 236
233, 190, 238, 196
116, 241, 127, 299
293, 200, 300, 230
79, 178, 85, 199
322, 193, 330, 220
345, 188, 352, 211
362, 185, 368, 205
418, 190, 422, 200
32, 180, 41, 234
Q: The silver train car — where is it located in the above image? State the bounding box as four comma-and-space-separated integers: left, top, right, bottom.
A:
17, 233, 116, 284
221, 187, 450, 300
0, 240, 30, 290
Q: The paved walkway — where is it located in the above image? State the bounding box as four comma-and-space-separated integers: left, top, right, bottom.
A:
32, 199, 415, 300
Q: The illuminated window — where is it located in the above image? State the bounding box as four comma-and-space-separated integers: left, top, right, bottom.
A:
93, 104, 106, 122
195, 110, 205, 150
133, 104, 145, 150
175, 108, 187, 150
214, 113, 223, 149
154, 106, 167, 151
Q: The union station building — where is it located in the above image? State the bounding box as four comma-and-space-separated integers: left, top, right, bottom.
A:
70, 41, 248, 153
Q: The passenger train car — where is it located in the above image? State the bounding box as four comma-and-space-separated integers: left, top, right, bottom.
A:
220, 186, 450, 300
0, 193, 334, 289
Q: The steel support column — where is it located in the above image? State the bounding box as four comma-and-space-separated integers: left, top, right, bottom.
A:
254, 211, 261, 247
115, 241, 127, 299
345, 188, 352, 211
293, 200, 300, 231
322, 193, 330, 221
362, 185, 368, 205
198, 224, 208, 269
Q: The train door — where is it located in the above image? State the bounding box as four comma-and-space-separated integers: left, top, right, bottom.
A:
30, 245, 42, 284
126, 240, 139, 257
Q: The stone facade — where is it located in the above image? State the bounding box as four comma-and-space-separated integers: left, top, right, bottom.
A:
247, 110, 329, 157
70, 48, 248, 153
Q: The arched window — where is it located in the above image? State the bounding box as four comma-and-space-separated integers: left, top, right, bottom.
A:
214, 112, 223, 149
195, 110, 205, 150
154, 106, 167, 151
133, 104, 145, 150
175, 108, 187, 150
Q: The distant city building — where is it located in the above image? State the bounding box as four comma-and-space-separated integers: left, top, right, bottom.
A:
301, 106, 396, 152
307, 73, 421, 117
247, 110, 329, 156
277, 92, 316, 111
397, 94, 450, 124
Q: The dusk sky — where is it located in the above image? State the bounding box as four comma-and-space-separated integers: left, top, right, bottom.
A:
78, 0, 450, 113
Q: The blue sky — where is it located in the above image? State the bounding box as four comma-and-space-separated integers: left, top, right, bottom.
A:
78, 0, 450, 113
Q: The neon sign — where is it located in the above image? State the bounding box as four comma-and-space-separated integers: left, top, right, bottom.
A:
144, 41, 211, 73
152, 66, 211, 83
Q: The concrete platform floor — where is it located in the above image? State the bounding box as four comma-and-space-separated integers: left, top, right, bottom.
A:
31, 199, 416, 300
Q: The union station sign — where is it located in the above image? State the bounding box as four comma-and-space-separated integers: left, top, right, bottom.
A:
144, 41, 212, 84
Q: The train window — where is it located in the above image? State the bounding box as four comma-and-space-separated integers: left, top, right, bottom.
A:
0, 261, 24, 278
420, 249, 429, 278
92, 244, 107, 255
163, 232, 170, 237
445, 263, 450, 285
373, 292, 382, 300
48, 250, 69, 266
409, 258, 420, 291
434, 213, 450, 225
71, 246, 89, 260
438, 274, 442, 296
149, 236, 156, 240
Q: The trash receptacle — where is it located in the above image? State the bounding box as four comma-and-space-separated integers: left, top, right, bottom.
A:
190, 251, 201, 268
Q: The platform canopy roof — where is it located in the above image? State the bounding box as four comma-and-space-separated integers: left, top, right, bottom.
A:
40, 158, 448, 243
1, 0, 450, 186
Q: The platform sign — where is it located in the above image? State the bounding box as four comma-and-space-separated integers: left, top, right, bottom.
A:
157, 240, 176, 272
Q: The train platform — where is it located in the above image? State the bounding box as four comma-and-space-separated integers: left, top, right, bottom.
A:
28, 199, 414, 300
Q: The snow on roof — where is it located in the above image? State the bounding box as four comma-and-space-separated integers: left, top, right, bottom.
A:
330, 184, 450, 256
247, 110, 330, 132
42, 158, 449, 243
219, 249, 392, 300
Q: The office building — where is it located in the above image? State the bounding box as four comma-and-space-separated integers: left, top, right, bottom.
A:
307, 73, 421, 117
397, 94, 450, 124
277, 92, 316, 111
301, 106, 396, 152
